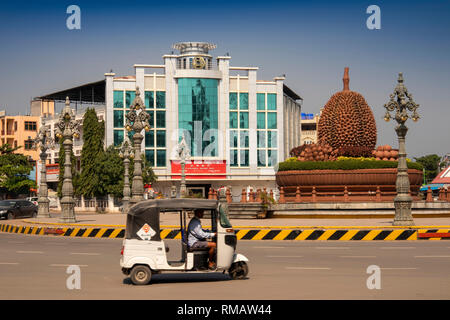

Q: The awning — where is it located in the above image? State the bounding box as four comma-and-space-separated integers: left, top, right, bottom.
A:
420, 183, 445, 191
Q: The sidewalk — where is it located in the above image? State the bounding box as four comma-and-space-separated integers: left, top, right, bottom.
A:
6, 211, 450, 228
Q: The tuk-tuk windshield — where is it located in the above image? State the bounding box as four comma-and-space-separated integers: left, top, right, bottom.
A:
218, 204, 232, 228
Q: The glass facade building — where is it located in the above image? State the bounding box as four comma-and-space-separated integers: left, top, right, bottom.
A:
105, 42, 302, 199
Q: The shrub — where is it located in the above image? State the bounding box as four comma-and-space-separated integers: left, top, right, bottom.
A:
277, 159, 423, 171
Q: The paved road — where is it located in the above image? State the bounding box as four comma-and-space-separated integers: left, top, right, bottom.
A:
0, 233, 449, 299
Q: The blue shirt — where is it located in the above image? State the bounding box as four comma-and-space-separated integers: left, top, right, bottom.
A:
187, 217, 213, 247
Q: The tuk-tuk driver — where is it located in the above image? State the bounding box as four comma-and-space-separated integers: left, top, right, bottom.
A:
187, 209, 217, 269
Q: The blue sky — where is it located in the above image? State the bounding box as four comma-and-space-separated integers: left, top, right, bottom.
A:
0, 0, 449, 158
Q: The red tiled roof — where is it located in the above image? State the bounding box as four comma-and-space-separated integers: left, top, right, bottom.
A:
114, 76, 136, 80
431, 166, 450, 184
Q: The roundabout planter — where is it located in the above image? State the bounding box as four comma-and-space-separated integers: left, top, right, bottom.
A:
276, 168, 423, 202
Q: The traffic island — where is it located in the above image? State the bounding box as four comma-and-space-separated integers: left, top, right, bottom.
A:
1, 221, 449, 240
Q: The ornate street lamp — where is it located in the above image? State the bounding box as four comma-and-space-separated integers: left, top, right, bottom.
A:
118, 135, 134, 213
125, 87, 151, 207
383, 73, 420, 226
176, 133, 191, 197
55, 97, 81, 223
33, 125, 54, 218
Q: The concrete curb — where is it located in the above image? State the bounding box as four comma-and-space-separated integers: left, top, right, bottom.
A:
1, 223, 450, 240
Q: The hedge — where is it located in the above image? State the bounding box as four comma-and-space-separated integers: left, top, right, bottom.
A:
277, 159, 423, 171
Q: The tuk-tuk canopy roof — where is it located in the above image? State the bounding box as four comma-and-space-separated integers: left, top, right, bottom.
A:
127, 198, 219, 217
125, 199, 219, 240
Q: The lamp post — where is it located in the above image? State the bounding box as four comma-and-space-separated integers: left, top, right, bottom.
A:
55, 97, 80, 223
33, 125, 54, 218
176, 133, 190, 197
383, 73, 420, 226
118, 135, 134, 213
125, 87, 151, 207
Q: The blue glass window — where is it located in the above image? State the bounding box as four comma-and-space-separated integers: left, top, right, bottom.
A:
178, 78, 218, 157
229, 112, 238, 129
239, 93, 248, 110
145, 150, 155, 167
145, 130, 154, 148
145, 91, 154, 109
257, 93, 265, 110
257, 131, 266, 148
268, 150, 277, 166
240, 112, 249, 129
258, 150, 266, 167
156, 130, 166, 147
230, 149, 238, 167
240, 150, 249, 167
114, 91, 124, 109
257, 113, 266, 129
113, 130, 124, 146
156, 150, 166, 167
113, 110, 124, 128
267, 113, 277, 129
267, 93, 277, 110
230, 130, 238, 148
268, 131, 277, 148
156, 91, 165, 108
229, 93, 238, 110
156, 111, 165, 128
125, 91, 135, 109
240, 130, 249, 148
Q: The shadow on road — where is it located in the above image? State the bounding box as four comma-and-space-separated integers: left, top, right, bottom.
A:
122, 272, 238, 285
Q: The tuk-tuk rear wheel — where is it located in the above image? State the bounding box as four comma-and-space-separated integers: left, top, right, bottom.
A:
229, 261, 248, 280
130, 265, 152, 285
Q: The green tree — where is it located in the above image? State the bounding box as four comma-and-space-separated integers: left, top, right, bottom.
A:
414, 154, 441, 183
77, 108, 105, 197
130, 153, 157, 186
97, 145, 124, 197
0, 144, 36, 197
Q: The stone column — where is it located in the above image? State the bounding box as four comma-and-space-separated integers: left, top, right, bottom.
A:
37, 152, 50, 218
392, 124, 414, 226
122, 156, 131, 213
60, 137, 76, 223
130, 133, 144, 206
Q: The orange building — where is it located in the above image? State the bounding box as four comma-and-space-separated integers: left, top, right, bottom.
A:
0, 99, 55, 162
0, 112, 40, 161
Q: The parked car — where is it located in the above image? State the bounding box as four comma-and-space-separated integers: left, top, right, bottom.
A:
0, 200, 38, 220
27, 197, 39, 206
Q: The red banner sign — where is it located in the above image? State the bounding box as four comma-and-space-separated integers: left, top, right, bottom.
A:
171, 160, 226, 179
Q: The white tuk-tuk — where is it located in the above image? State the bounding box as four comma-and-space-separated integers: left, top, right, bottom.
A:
120, 198, 249, 285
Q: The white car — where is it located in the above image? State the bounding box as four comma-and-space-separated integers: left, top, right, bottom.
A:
27, 197, 38, 206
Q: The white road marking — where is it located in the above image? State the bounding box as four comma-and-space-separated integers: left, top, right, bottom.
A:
315, 247, 349, 250
340, 256, 377, 258
285, 267, 331, 270
70, 252, 100, 256
267, 255, 303, 258
380, 247, 416, 250
253, 246, 285, 249
0, 262, 19, 265
16, 251, 44, 254
49, 264, 88, 267
381, 268, 418, 270
8, 241, 25, 244
414, 255, 450, 258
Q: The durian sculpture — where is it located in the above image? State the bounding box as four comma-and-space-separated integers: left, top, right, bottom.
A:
317, 67, 377, 157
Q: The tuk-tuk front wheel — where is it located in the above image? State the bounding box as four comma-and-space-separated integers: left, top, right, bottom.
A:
229, 261, 248, 280
130, 265, 152, 285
